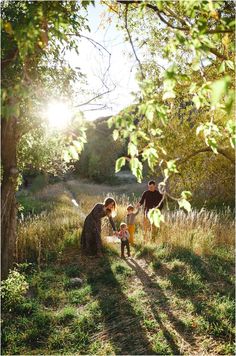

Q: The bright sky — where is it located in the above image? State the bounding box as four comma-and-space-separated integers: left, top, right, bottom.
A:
66, 2, 140, 120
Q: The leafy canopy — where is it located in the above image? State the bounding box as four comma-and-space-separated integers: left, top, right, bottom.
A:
106, 0, 235, 226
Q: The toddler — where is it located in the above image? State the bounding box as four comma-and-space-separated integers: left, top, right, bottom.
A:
118, 222, 130, 258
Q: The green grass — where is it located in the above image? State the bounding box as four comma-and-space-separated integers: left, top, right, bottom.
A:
17, 194, 53, 218
2, 244, 235, 355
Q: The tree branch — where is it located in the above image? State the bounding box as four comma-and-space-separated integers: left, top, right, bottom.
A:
75, 87, 115, 108
66, 33, 116, 108
207, 47, 228, 60
118, 1, 234, 34
163, 6, 233, 34
165, 6, 190, 28
1, 48, 19, 71
178, 147, 235, 165
124, 3, 145, 80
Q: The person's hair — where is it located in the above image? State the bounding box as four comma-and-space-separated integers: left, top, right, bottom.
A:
127, 205, 134, 211
105, 208, 112, 215
104, 197, 116, 209
120, 222, 127, 229
148, 180, 156, 186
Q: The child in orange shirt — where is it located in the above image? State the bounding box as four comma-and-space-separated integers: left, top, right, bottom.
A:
126, 205, 140, 246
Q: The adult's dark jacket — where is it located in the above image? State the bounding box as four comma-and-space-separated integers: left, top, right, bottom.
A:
139, 190, 164, 214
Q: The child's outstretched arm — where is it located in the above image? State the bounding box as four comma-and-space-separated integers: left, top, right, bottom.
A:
108, 216, 116, 231
134, 207, 140, 216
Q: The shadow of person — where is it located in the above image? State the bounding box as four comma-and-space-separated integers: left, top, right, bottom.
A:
125, 258, 196, 354
83, 254, 155, 355
154, 246, 235, 341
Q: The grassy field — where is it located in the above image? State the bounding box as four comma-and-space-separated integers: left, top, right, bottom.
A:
2, 179, 235, 355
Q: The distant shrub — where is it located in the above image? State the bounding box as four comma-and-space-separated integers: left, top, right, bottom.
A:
17, 195, 52, 218
30, 174, 48, 193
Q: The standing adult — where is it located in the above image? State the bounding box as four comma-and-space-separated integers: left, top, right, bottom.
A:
81, 197, 116, 256
137, 180, 164, 241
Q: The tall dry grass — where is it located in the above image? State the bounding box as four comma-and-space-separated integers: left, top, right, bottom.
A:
140, 208, 235, 256
17, 179, 234, 265
16, 204, 84, 265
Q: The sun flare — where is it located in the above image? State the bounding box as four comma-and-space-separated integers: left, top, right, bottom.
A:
46, 101, 73, 130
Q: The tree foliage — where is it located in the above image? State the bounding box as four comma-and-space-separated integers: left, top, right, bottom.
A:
1, 0, 94, 278
105, 0, 235, 226
1, 1, 92, 175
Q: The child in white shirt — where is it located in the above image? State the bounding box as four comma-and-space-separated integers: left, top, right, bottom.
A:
118, 222, 130, 258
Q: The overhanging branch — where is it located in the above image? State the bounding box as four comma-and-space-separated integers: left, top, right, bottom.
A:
124, 3, 145, 80
117, 0, 232, 61
178, 147, 235, 165
67, 33, 116, 108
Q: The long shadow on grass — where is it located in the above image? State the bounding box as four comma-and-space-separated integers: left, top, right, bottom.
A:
84, 254, 154, 355
125, 258, 194, 353
164, 248, 235, 341
138, 244, 234, 291
166, 246, 234, 287
137, 245, 235, 342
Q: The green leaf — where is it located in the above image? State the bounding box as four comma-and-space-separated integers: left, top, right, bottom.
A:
63, 150, 71, 163
225, 120, 236, 148
225, 119, 235, 135
81, 1, 91, 9
192, 61, 201, 71
196, 124, 204, 136
193, 95, 201, 109
181, 191, 192, 199
155, 0, 163, 10
130, 157, 143, 183
206, 137, 218, 154
225, 60, 234, 70
211, 76, 231, 106
189, 82, 197, 94
79, 135, 87, 144
139, 103, 147, 115
147, 208, 164, 228
107, 117, 114, 129
113, 129, 119, 141
69, 145, 79, 160
162, 91, 176, 100
146, 107, 155, 122
178, 198, 191, 213
218, 61, 225, 74
150, 128, 162, 137
144, 147, 159, 171
230, 137, 236, 148
128, 142, 139, 157
167, 160, 178, 173
115, 157, 126, 173
72, 140, 83, 153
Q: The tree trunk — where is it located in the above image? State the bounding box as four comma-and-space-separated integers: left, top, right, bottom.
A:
1, 116, 18, 280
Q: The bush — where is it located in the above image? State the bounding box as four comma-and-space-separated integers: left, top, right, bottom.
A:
1, 270, 29, 310
17, 195, 52, 218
